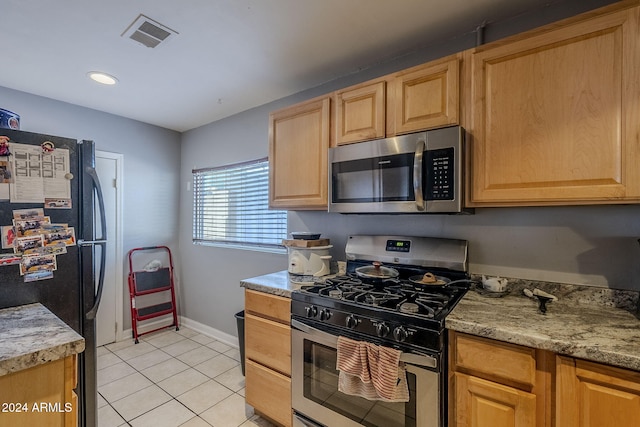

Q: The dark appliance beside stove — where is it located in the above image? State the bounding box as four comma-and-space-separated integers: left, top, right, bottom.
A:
291, 235, 473, 427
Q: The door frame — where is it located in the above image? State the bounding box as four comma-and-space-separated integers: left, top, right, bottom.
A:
96, 150, 125, 343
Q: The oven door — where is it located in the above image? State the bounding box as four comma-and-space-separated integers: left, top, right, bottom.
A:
291, 319, 441, 427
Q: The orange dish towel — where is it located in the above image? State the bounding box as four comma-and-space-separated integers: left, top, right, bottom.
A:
336, 336, 409, 402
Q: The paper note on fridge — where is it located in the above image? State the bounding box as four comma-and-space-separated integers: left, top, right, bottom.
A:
9, 143, 71, 203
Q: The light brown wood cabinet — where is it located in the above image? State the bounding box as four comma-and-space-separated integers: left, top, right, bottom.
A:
334, 80, 387, 145
467, 3, 640, 206
0, 355, 77, 427
450, 331, 640, 427
449, 331, 551, 427
244, 289, 292, 427
556, 356, 640, 427
268, 95, 330, 210
334, 54, 461, 145
389, 55, 461, 136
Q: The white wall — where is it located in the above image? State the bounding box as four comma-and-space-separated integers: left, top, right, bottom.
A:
178, 0, 638, 338
0, 86, 182, 330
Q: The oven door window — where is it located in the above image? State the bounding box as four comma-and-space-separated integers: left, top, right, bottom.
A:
303, 339, 416, 427
331, 152, 415, 203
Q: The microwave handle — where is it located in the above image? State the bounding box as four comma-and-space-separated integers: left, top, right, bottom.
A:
413, 140, 426, 211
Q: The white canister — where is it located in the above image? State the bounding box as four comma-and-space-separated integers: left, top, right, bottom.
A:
287, 245, 332, 277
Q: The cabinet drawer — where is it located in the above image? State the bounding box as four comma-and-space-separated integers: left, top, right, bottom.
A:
453, 333, 536, 388
245, 289, 291, 323
246, 359, 292, 427
245, 313, 291, 376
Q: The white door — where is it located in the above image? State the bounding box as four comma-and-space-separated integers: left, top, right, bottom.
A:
95, 152, 123, 347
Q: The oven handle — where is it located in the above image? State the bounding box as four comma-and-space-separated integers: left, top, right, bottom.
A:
291, 319, 438, 369
413, 139, 426, 211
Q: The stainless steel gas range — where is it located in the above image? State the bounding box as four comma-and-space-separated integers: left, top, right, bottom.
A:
291, 235, 473, 427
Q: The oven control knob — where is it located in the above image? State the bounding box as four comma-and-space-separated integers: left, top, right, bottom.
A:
305, 305, 318, 318
345, 315, 359, 329
375, 322, 390, 338
393, 326, 409, 342
319, 309, 332, 321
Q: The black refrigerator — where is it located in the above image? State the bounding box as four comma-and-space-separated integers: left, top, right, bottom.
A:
0, 128, 106, 427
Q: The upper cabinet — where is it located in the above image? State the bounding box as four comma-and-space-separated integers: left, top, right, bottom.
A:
269, 96, 331, 210
334, 80, 387, 145
334, 54, 462, 145
468, 4, 640, 206
389, 56, 461, 135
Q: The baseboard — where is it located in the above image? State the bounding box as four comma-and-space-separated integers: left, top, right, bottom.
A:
122, 315, 239, 349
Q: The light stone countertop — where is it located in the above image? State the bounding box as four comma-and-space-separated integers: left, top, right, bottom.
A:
240, 271, 640, 372
240, 270, 305, 298
0, 303, 85, 376
446, 278, 640, 371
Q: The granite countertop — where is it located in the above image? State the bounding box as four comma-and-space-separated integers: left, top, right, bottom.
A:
240, 271, 640, 372
447, 278, 640, 371
0, 303, 85, 376
240, 270, 303, 298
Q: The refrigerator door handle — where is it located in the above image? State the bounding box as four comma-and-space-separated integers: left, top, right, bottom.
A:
85, 165, 108, 320
78, 239, 107, 246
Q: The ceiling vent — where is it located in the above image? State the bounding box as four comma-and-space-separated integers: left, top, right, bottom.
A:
122, 14, 177, 48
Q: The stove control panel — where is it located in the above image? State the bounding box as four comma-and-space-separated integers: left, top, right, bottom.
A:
385, 239, 411, 253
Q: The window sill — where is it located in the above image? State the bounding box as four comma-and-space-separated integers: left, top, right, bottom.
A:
193, 240, 287, 255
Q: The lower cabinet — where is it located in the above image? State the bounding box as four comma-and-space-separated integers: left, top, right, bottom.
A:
449, 331, 549, 427
450, 331, 640, 427
245, 359, 292, 427
0, 355, 77, 427
244, 289, 292, 427
453, 373, 536, 427
556, 356, 640, 427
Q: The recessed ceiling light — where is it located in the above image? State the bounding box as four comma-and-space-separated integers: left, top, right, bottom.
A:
87, 71, 118, 85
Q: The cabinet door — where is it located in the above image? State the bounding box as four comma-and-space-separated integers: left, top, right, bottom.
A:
556, 356, 640, 427
245, 359, 292, 427
390, 55, 460, 135
269, 96, 330, 210
0, 356, 76, 427
454, 372, 537, 427
335, 81, 386, 145
469, 6, 640, 205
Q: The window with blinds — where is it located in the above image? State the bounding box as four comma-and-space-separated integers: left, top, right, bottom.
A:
192, 158, 287, 252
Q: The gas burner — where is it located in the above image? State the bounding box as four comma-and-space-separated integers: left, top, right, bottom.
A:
357, 291, 401, 307
328, 290, 343, 299
399, 302, 419, 314
324, 275, 362, 286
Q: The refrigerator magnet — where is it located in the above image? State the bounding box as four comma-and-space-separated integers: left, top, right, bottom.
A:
41, 141, 55, 153
0, 136, 10, 156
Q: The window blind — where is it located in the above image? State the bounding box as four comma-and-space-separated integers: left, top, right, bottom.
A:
192, 158, 287, 250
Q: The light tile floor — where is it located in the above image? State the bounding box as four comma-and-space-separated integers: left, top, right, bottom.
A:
97, 327, 276, 427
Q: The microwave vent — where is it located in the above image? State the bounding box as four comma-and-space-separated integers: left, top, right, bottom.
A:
122, 14, 177, 48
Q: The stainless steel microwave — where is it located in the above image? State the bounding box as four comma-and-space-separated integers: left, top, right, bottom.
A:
329, 126, 468, 214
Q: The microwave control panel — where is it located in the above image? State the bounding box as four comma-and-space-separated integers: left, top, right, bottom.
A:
426, 147, 455, 200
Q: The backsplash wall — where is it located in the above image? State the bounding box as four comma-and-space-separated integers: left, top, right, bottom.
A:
289, 205, 640, 291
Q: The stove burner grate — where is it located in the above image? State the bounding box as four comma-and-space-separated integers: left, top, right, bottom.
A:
298, 275, 463, 319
